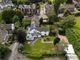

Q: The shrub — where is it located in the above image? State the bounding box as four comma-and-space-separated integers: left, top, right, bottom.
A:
0, 44, 11, 58
75, 12, 80, 16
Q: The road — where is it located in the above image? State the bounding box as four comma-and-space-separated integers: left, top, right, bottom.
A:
8, 42, 19, 60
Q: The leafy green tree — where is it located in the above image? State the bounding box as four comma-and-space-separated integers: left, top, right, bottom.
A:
15, 21, 21, 29
22, 18, 31, 28
15, 9, 24, 23
66, 0, 73, 4
60, 15, 76, 30
54, 37, 60, 45
54, 0, 66, 16
64, 10, 71, 17
16, 29, 26, 43
12, 0, 17, 4
48, 15, 59, 24
12, 15, 20, 23
0, 44, 10, 58
2, 9, 15, 23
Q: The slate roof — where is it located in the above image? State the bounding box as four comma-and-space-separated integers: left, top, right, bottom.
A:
0, 24, 13, 30
0, 26, 8, 43
59, 4, 75, 12
75, 2, 80, 8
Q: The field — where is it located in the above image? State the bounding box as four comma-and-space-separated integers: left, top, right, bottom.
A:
66, 16, 80, 59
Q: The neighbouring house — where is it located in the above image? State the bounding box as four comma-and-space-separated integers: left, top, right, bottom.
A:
75, 2, 80, 10
18, 4, 40, 15
0, 24, 15, 34
32, 15, 40, 25
45, 4, 54, 15
59, 4, 76, 14
64, 44, 79, 60
26, 21, 49, 40
0, 27, 8, 43
0, 24, 15, 43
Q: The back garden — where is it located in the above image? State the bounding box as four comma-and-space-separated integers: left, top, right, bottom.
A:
18, 36, 66, 60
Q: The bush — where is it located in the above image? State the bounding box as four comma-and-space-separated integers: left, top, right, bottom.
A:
64, 10, 71, 17
77, 8, 80, 11
75, 12, 80, 16
0, 44, 11, 58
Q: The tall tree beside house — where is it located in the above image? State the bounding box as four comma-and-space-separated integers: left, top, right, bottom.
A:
64, 10, 71, 17
16, 29, 26, 43
2, 9, 24, 24
15, 9, 24, 23
48, 15, 59, 24
2, 9, 15, 23
54, 0, 66, 16
12, 0, 30, 4
54, 37, 60, 45
60, 15, 76, 31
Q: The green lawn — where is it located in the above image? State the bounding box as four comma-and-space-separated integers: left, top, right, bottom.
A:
66, 16, 80, 59
19, 36, 64, 58
75, 16, 80, 28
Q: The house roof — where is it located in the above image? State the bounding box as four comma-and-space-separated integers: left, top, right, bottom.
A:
19, 5, 31, 9
0, 24, 14, 30
0, 27, 8, 42
59, 4, 75, 12
75, 2, 80, 8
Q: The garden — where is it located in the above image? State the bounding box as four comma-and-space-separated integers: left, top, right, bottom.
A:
18, 36, 65, 59
66, 16, 80, 59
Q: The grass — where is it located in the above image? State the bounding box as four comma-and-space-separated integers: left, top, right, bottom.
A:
19, 36, 65, 58
66, 16, 80, 59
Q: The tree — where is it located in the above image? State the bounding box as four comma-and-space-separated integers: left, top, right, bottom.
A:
15, 9, 24, 23
39, 18, 43, 25
0, 44, 10, 58
12, 0, 30, 4
12, 15, 20, 23
16, 29, 26, 43
48, 15, 59, 24
66, 0, 73, 4
54, 0, 66, 16
64, 10, 71, 17
54, 37, 60, 45
30, 0, 44, 3
2, 9, 15, 23
60, 15, 76, 30
12, 0, 17, 4
22, 18, 31, 28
